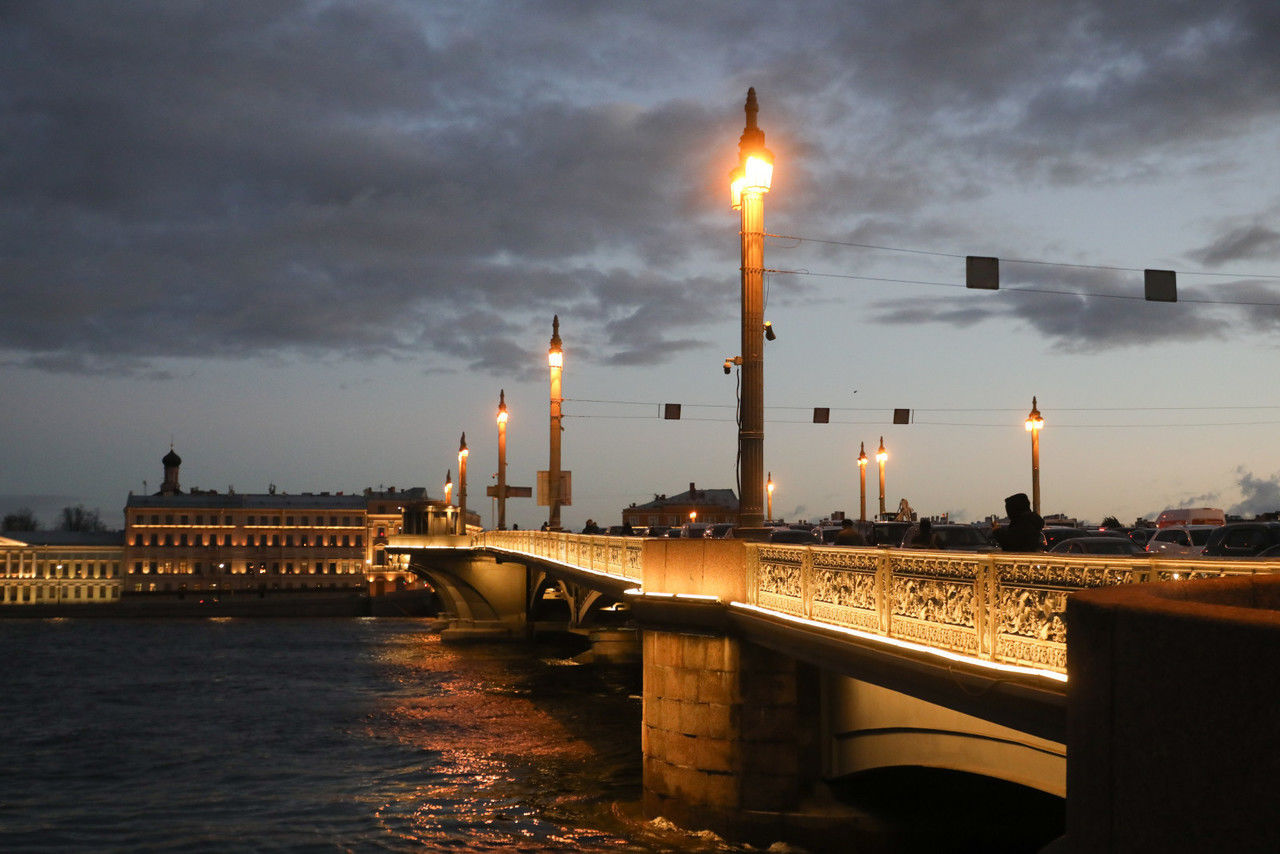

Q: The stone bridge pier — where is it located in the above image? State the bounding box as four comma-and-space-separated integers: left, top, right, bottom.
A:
636, 540, 826, 842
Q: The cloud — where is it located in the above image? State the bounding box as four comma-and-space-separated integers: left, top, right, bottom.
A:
1228, 468, 1280, 517
1191, 223, 1280, 267
4, 1, 1280, 376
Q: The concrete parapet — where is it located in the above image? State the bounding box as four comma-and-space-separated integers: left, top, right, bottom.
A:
1067, 575, 1280, 852
640, 539, 748, 600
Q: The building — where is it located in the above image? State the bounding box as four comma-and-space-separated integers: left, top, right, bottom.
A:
622, 483, 739, 528
122, 448, 467, 595
1, 530, 124, 606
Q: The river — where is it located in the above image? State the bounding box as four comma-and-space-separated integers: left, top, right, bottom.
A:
0, 618, 748, 853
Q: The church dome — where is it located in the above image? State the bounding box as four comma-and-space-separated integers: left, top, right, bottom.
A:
163, 448, 182, 468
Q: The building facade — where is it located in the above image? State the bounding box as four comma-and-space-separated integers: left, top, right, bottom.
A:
1, 531, 124, 606
622, 483, 739, 528
122, 449, 463, 594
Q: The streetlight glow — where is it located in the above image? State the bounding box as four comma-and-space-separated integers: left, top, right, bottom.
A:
876, 436, 888, 519
548, 316, 564, 531
457, 433, 469, 535
766, 472, 775, 522
1026, 396, 1044, 515
858, 442, 868, 523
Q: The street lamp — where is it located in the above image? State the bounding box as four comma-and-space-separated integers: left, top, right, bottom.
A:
457, 433, 469, 536
857, 442, 868, 523
548, 316, 564, 531
496, 389, 509, 530
730, 87, 773, 531
766, 472, 775, 522
876, 436, 888, 519
444, 469, 453, 506
1025, 396, 1045, 515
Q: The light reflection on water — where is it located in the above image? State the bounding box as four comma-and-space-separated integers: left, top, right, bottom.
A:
0, 618, 744, 853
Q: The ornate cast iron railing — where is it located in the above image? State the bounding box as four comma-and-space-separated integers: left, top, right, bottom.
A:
749, 545, 1269, 674
474, 530, 644, 582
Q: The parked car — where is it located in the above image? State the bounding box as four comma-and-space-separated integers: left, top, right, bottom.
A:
646, 525, 672, 538
704, 523, 735, 539
813, 525, 844, 544
1050, 537, 1147, 556
1145, 525, 1218, 557
1203, 522, 1280, 557
927, 524, 998, 551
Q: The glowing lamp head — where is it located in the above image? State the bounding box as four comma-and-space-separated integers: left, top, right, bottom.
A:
858, 442, 868, 468
689, 511, 697, 522
766, 473, 775, 495
548, 314, 563, 368
497, 389, 508, 426
1025, 396, 1044, 432
876, 436, 888, 464
731, 87, 773, 209
458, 433, 469, 461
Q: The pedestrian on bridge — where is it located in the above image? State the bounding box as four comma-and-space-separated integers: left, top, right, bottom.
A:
992, 492, 1045, 552
834, 518, 866, 546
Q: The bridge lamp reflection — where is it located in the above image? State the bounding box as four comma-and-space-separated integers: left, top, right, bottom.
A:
1025, 396, 1044, 516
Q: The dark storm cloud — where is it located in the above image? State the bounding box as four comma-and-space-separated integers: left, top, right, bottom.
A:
3, 1, 1279, 377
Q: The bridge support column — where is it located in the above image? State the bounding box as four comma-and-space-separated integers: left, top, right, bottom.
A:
642, 629, 818, 840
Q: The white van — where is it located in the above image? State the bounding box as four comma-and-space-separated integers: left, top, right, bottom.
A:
1155, 508, 1225, 529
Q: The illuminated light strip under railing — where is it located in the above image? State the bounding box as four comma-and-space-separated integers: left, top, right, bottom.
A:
624, 588, 722, 603
729, 601, 1069, 684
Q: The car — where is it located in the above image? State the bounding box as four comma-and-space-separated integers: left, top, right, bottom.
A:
1049, 537, 1147, 556
767, 528, 821, 544
679, 522, 710, 539
704, 523, 735, 539
1127, 528, 1157, 546
812, 525, 844, 544
1203, 522, 1280, 557
868, 521, 911, 547
646, 525, 672, 538
898, 523, 997, 551
1145, 525, 1218, 557
1041, 527, 1095, 549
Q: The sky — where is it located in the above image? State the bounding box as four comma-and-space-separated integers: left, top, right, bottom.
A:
4, 0, 1280, 531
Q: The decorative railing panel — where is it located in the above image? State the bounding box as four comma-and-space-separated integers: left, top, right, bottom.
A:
474, 530, 644, 583
744, 545, 1275, 675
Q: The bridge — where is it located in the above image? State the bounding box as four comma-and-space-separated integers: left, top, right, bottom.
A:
390, 531, 1280, 849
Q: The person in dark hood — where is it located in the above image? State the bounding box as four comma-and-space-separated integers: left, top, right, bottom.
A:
992, 492, 1044, 552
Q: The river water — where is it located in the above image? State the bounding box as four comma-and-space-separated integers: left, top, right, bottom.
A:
0, 618, 748, 853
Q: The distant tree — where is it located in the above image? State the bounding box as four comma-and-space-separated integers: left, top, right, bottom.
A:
58, 504, 106, 532
1099, 515, 1123, 530
1, 508, 40, 531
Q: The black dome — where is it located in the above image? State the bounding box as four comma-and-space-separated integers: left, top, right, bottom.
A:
162, 448, 182, 467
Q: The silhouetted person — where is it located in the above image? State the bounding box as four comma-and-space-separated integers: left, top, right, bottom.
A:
992, 492, 1044, 552
582, 519, 601, 535
834, 518, 866, 546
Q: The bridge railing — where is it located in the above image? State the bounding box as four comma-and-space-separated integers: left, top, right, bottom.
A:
747, 544, 1276, 674
473, 530, 645, 582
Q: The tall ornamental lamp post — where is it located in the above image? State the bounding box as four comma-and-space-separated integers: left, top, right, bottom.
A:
444, 469, 453, 533
457, 433, 469, 536
496, 390, 509, 530
730, 87, 774, 531
548, 316, 564, 531
876, 436, 888, 519
766, 472, 775, 522
1025, 396, 1044, 516
858, 442, 868, 523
